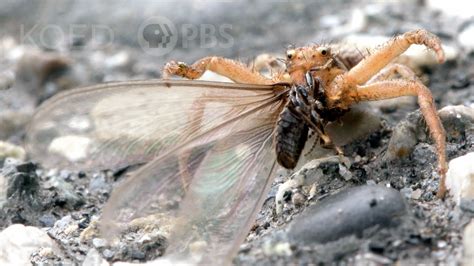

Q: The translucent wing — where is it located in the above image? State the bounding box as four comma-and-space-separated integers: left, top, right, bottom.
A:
101, 93, 284, 264
26, 79, 288, 263
26, 80, 286, 170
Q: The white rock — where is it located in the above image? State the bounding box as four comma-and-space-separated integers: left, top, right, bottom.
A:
330, 8, 367, 37
0, 224, 57, 265
104, 51, 130, 70
438, 105, 474, 121
427, 0, 474, 19
92, 238, 108, 249
262, 241, 292, 257
0, 141, 26, 161
458, 24, 474, 52
446, 152, 474, 205
48, 135, 91, 162
463, 219, 474, 265
83, 248, 109, 266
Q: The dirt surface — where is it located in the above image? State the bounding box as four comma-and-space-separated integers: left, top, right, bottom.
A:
0, 0, 473, 265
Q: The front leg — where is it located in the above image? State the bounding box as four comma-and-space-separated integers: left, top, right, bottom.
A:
163, 56, 274, 85
328, 30, 445, 106
347, 29, 445, 86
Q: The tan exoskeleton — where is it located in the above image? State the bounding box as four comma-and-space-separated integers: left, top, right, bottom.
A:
164, 29, 448, 197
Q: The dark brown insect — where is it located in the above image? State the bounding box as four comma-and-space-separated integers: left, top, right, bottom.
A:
25, 29, 447, 264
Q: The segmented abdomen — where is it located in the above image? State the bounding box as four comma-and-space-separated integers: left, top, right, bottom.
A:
274, 105, 308, 169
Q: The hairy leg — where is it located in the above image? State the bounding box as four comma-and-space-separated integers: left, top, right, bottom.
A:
327, 30, 445, 108
367, 63, 418, 83
356, 79, 447, 197
347, 29, 444, 85
163, 56, 275, 85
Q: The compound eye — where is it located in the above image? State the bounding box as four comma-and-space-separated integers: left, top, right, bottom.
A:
286, 49, 296, 60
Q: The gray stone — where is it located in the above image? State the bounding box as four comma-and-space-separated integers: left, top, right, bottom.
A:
438, 105, 474, 140
45, 175, 84, 209
49, 215, 75, 236
287, 185, 407, 244
464, 219, 474, 265
0, 70, 14, 91
384, 112, 421, 162
0, 88, 35, 140
39, 214, 57, 227
102, 249, 115, 259
89, 173, 111, 194
0, 160, 41, 211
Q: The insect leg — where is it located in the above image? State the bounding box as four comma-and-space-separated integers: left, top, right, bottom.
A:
342, 29, 445, 87
356, 79, 447, 197
162, 57, 274, 85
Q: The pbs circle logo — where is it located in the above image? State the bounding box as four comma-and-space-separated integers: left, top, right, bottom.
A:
138, 16, 178, 56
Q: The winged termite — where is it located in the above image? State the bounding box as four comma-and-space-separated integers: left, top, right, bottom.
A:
25, 29, 448, 264
26, 79, 289, 264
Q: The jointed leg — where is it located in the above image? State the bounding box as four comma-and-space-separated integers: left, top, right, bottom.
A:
163, 56, 274, 85
346, 29, 444, 87
368, 63, 418, 83
356, 79, 448, 197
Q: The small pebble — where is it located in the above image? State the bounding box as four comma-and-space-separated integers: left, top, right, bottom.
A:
338, 164, 353, 181
39, 214, 57, 227
92, 238, 107, 249
102, 249, 115, 259
291, 192, 306, 208
445, 152, 474, 210
411, 189, 423, 200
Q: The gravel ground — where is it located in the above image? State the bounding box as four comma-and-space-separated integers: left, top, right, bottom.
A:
0, 0, 473, 265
